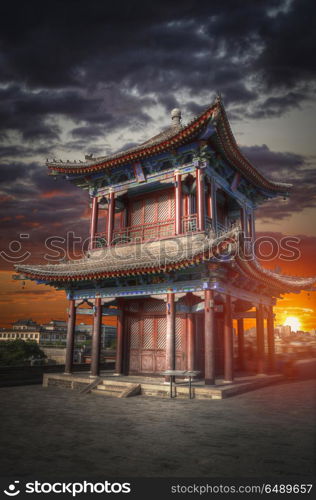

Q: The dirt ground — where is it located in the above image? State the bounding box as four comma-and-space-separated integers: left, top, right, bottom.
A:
1, 369, 315, 479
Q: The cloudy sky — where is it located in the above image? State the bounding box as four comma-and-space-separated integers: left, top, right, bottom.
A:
0, 0, 315, 329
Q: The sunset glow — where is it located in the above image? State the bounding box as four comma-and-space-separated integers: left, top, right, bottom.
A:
283, 316, 301, 332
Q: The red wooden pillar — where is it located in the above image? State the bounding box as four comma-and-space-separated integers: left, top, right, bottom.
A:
204, 289, 216, 385
65, 299, 76, 374
224, 294, 234, 382
115, 300, 124, 375
187, 313, 195, 371
91, 297, 102, 377
106, 189, 115, 246
256, 303, 265, 374
89, 197, 99, 250
267, 305, 275, 372
165, 293, 175, 380
237, 318, 245, 371
174, 169, 182, 235
196, 167, 205, 231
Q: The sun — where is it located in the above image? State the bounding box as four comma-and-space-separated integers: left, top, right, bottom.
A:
283, 316, 301, 332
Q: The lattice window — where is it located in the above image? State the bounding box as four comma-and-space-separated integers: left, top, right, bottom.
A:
175, 317, 182, 351
130, 199, 142, 226
170, 195, 175, 218
129, 190, 174, 228
127, 302, 139, 312
189, 194, 196, 215
114, 212, 123, 229
157, 317, 167, 349
143, 318, 154, 349
144, 198, 156, 223
143, 300, 165, 313
157, 193, 169, 221
129, 318, 140, 349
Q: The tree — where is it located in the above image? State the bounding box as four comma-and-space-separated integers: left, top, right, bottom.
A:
0, 339, 46, 366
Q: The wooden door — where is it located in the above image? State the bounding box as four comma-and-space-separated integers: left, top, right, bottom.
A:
125, 312, 187, 374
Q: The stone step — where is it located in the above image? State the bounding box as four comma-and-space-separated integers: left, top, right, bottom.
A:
101, 380, 137, 388
92, 388, 123, 397
97, 383, 130, 390
118, 384, 141, 398
92, 383, 141, 398
96, 384, 123, 393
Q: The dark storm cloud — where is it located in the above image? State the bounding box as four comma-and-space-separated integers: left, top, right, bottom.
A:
245, 91, 307, 119
0, 0, 315, 149
242, 144, 316, 220
0, 84, 154, 142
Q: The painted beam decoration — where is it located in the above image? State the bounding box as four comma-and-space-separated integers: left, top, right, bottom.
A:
133, 162, 146, 183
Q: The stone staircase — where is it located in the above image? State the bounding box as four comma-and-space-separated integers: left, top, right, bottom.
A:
91, 379, 141, 398
43, 372, 284, 400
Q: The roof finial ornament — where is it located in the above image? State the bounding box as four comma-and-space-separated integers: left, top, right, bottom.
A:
171, 108, 181, 126
215, 92, 222, 104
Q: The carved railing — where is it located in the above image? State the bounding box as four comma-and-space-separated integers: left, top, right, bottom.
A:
94, 216, 241, 247
112, 218, 175, 244
205, 217, 241, 237
182, 214, 197, 233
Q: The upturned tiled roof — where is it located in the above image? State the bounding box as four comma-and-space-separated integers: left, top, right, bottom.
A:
15, 229, 316, 293
46, 97, 291, 193
15, 231, 236, 283
235, 239, 316, 293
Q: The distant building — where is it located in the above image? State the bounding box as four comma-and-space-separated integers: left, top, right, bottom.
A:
0, 319, 41, 343
275, 325, 291, 338
0, 319, 116, 348
12, 319, 40, 330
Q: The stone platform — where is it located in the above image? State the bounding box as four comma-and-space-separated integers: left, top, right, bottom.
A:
43, 371, 284, 399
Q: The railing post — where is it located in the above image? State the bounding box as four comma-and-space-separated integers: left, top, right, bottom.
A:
174, 169, 182, 235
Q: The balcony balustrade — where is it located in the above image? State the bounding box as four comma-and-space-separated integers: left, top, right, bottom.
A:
94, 214, 240, 247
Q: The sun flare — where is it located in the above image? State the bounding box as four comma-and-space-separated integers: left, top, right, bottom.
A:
283, 316, 301, 332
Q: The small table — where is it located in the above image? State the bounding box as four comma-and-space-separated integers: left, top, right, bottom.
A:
161, 370, 201, 399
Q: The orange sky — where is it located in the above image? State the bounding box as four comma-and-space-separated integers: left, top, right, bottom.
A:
0, 270, 117, 328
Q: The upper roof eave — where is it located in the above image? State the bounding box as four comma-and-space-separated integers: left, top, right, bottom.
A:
46, 96, 292, 194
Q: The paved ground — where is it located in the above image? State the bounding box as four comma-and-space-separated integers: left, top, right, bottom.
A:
1, 365, 315, 479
